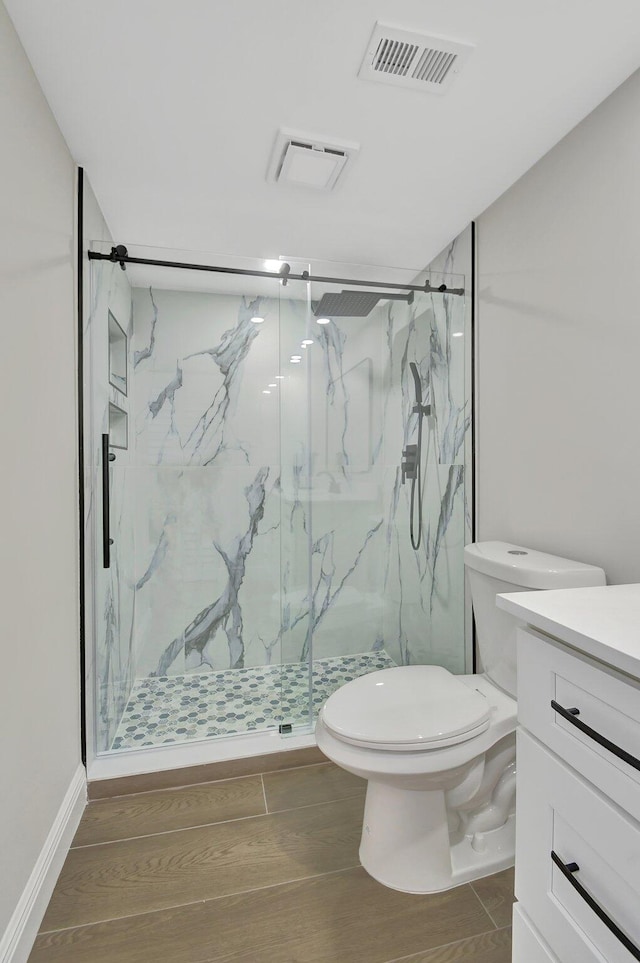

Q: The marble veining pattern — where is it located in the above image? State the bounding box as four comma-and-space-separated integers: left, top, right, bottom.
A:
111, 651, 396, 750
133, 286, 158, 367
183, 296, 266, 466
154, 466, 270, 674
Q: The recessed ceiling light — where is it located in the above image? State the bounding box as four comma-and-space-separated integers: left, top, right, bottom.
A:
290, 357, 302, 364
301, 339, 314, 346
251, 316, 265, 324
262, 389, 271, 394
316, 317, 330, 325
268, 383, 277, 387
452, 332, 464, 338
290, 354, 302, 360
275, 375, 284, 379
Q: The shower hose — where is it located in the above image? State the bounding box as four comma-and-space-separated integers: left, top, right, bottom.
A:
409, 410, 423, 551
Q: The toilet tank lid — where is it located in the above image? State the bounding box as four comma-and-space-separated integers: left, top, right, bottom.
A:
464, 541, 606, 590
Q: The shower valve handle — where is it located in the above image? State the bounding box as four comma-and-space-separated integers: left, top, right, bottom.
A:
401, 444, 418, 485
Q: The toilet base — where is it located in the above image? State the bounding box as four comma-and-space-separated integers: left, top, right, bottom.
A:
359, 779, 515, 894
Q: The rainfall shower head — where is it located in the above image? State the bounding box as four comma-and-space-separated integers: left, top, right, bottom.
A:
313, 289, 413, 318
313, 290, 383, 317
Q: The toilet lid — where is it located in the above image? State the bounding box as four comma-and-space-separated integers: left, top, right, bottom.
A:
321, 666, 491, 750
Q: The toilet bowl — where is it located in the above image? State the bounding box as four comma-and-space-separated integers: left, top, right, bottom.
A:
316, 541, 606, 894
317, 668, 517, 893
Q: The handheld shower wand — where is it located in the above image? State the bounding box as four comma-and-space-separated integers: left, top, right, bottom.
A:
409, 362, 431, 418
401, 363, 431, 550
410, 362, 423, 409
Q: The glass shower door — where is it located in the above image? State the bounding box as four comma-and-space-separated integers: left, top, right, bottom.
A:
277, 255, 471, 733
302, 274, 395, 712
90, 247, 292, 753
119, 281, 285, 748
380, 277, 469, 674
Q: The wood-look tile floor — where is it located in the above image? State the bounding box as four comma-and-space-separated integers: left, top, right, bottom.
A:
30, 762, 513, 963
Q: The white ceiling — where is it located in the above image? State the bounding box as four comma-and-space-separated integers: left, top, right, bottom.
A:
7, 0, 640, 270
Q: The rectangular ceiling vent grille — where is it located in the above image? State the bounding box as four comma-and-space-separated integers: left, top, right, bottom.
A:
359, 24, 473, 94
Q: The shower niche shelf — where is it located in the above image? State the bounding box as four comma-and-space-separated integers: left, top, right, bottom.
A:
109, 402, 128, 449
108, 310, 127, 395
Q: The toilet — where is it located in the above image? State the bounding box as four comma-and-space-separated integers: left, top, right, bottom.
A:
315, 540, 606, 894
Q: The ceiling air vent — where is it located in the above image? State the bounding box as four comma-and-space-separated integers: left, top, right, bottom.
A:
358, 23, 473, 94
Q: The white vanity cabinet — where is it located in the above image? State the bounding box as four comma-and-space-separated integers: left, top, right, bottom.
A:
496, 584, 640, 963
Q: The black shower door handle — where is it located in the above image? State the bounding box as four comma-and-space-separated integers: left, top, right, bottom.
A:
551, 851, 640, 959
102, 433, 111, 568
551, 700, 640, 772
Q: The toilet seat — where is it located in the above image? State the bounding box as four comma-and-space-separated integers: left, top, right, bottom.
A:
321, 665, 491, 751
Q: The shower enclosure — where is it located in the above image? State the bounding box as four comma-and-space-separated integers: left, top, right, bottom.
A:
83, 229, 473, 777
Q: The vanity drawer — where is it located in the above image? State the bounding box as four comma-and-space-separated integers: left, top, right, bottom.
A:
518, 627, 640, 822
512, 905, 561, 963
516, 730, 640, 963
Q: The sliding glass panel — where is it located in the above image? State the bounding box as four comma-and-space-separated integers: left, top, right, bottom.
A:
277, 254, 470, 731
380, 277, 468, 673
303, 271, 401, 711
91, 247, 287, 752
125, 282, 283, 748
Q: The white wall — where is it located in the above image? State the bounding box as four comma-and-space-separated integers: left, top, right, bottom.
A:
0, 0, 82, 945
477, 68, 640, 585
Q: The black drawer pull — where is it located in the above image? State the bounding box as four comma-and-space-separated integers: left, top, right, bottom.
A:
551, 699, 640, 773
551, 851, 640, 960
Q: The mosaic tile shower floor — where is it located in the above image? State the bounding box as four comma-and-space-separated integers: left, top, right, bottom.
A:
111, 651, 396, 750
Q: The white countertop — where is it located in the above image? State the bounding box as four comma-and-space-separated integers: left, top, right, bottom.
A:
497, 583, 640, 680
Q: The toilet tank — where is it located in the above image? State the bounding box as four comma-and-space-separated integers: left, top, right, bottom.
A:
464, 541, 606, 698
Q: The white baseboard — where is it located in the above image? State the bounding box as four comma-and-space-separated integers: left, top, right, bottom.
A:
0, 764, 87, 963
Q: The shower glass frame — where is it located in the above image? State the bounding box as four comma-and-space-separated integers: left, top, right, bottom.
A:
85, 239, 472, 768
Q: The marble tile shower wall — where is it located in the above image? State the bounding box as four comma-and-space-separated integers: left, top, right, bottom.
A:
128, 240, 470, 688
131, 287, 283, 680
